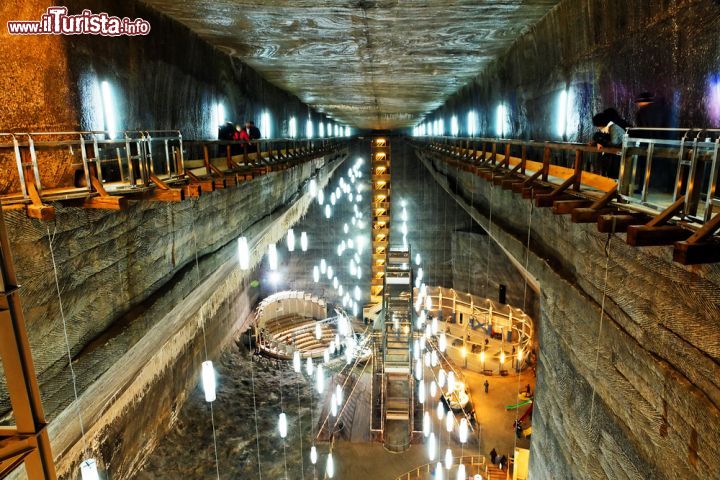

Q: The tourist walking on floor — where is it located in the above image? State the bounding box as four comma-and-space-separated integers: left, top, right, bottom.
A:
484, 379, 489, 394
490, 448, 497, 464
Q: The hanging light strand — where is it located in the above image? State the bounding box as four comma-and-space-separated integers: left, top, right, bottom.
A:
46, 225, 89, 460
190, 202, 222, 480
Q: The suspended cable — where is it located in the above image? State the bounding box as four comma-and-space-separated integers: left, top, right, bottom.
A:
46, 225, 88, 457
191, 201, 221, 480
484, 175, 494, 298
513, 189, 534, 461
589, 217, 616, 425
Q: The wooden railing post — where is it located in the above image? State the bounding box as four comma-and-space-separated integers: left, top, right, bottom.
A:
542, 146, 551, 181
573, 149, 583, 190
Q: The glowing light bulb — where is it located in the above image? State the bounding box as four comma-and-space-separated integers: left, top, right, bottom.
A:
309, 178, 318, 197
320, 259, 327, 274
336, 384, 343, 406
456, 464, 466, 480
415, 358, 423, 380
500, 351, 506, 364
237, 237, 250, 270
316, 364, 324, 393
327, 266, 333, 280
444, 448, 453, 469
431, 350, 439, 367
425, 351, 431, 367
415, 253, 421, 265
439, 333, 447, 353
293, 351, 301, 373
344, 223, 349, 234
268, 243, 278, 271
354, 285, 361, 301
428, 432, 437, 460
423, 411, 431, 437
430, 380, 437, 397
432, 317, 439, 335
330, 192, 336, 205
326, 452, 335, 478
315, 322, 322, 340
324, 349, 330, 363
287, 229, 295, 252
201, 361, 216, 402
80, 459, 100, 480
325, 205, 331, 218
331, 394, 338, 416
279, 412, 288, 438
310, 445, 318, 465
313, 266, 320, 283
318, 190, 324, 205
300, 232, 308, 251
435, 462, 444, 480
425, 295, 433, 310
306, 357, 314, 376
445, 410, 453, 432
459, 418, 468, 443
436, 400, 445, 420
480, 350, 485, 363
448, 372, 456, 393
518, 348, 524, 363
438, 369, 446, 388
419, 380, 426, 404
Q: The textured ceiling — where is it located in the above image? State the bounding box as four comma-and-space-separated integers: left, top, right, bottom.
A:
141, 0, 560, 130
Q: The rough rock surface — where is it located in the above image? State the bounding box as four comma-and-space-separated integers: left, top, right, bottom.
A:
137, 339, 323, 479
415, 142, 720, 480
429, 0, 720, 139
136, 0, 560, 129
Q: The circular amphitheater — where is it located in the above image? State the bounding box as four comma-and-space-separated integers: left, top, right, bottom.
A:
254, 290, 354, 360
419, 286, 534, 375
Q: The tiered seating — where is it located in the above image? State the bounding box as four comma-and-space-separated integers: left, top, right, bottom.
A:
261, 314, 336, 358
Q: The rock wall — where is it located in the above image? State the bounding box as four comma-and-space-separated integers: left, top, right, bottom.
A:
414, 143, 720, 480
1, 148, 348, 479
0, 0, 333, 193
426, 0, 720, 141
451, 230, 539, 321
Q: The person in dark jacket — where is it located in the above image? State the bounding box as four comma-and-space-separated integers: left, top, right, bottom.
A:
246, 120, 262, 140
490, 448, 497, 464
592, 110, 628, 178
218, 121, 235, 141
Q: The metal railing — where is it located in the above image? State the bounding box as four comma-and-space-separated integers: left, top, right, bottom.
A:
0, 131, 348, 205
394, 455, 488, 480
413, 133, 719, 231
619, 128, 720, 223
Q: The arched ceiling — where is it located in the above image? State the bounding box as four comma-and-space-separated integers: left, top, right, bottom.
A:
140, 0, 560, 130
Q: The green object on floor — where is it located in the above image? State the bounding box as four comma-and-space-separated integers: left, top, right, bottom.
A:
505, 399, 532, 410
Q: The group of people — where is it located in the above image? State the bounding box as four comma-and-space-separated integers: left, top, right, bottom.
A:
489, 448, 508, 471
218, 120, 262, 153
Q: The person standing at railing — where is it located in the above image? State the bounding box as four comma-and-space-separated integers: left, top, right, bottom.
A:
592, 109, 628, 178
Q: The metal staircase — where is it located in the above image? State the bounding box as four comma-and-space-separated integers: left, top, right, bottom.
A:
380, 246, 414, 451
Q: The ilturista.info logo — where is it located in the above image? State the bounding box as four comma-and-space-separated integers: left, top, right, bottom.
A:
7, 7, 151, 36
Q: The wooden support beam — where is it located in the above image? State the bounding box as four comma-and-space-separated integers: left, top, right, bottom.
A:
552, 199, 592, 215
627, 196, 689, 246
672, 210, 720, 264
145, 188, 184, 202
181, 183, 202, 198
673, 239, 720, 265
535, 175, 577, 207
186, 171, 215, 193
598, 213, 647, 233
571, 207, 618, 224
25, 182, 54, 221
627, 225, 692, 246
79, 195, 128, 210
